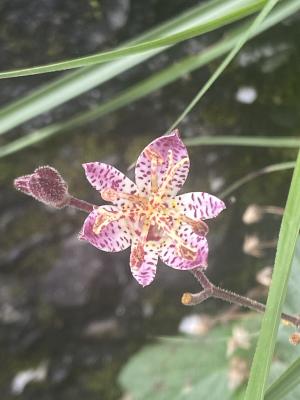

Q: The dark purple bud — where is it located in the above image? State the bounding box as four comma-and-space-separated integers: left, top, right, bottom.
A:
14, 166, 70, 208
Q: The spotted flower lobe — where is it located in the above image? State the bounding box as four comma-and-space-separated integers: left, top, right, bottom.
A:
81, 130, 225, 286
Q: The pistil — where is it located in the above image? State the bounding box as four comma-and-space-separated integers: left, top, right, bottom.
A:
159, 154, 189, 198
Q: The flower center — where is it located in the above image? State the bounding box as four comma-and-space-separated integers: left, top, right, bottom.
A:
94, 149, 207, 262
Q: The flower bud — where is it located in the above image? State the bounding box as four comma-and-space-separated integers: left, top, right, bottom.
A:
14, 166, 69, 208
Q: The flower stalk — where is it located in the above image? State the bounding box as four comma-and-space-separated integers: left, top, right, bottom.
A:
68, 196, 95, 213
13, 162, 300, 326
14, 132, 299, 329
183, 268, 300, 328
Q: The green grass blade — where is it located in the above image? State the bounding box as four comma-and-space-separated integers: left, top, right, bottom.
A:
245, 149, 300, 400
218, 161, 296, 198
185, 136, 300, 148
0, 0, 266, 79
1, 0, 299, 158
0, 0, 267, 136
167, 0, 280, 131
264, 357, 300, 400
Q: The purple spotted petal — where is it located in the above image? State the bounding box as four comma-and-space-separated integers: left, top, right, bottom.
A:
130, 243, 158, 287
83, 162, 138, 203
176, 192, 226, 220
80, 206, 131, 252
159, 225, 208, 270
135, 130, 190, 196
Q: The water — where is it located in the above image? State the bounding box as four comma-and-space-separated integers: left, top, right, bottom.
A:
0, 0, 299, 398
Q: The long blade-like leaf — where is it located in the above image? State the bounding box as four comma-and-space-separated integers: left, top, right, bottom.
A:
0, 0, 274, 136
0, 0, 266, 79
264, 356, 300, 400
245, 149, 300, 399
1, 0, 299, 157
185, 136, 300, 148
218, 161, 296, 198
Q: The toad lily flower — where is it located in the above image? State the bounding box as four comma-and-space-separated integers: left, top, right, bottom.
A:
80, 131, 225, 286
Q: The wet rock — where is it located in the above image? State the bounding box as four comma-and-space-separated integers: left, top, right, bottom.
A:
103, 0, 130, 31
0, 277, 29, 325
48, 355, 73, 385
41, 236, 107, 307
83, 318, 122, 339
1, 232, 52, 267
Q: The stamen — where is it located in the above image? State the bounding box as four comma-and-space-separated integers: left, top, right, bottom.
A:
181, 216, 209, 236
160, 203, 209, 237
130, 242, 145, 269
144, 147, 164, 165
178, 244, 197, 261
145, 147, 164, 194
156, 216, 197, 260
93, 208, 121, 234
150, 156, 158, 193
159, 155, 189, 197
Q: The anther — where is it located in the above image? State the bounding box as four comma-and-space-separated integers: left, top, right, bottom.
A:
130, 242, 145, 269
93, 213, 109, 234
179, 244, 197, 261
182, 216, 209, 236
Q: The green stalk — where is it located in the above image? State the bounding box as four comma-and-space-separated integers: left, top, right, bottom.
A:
1, 0, 299, 157
264, 357, 300, 400
218, 161, 296, 198
0, 0, 267, 135
245, 150, 300, 399
184, 136, 300, 148
0, 0, 266, 79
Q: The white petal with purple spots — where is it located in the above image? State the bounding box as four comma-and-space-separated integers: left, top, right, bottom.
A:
83, 162, 138, 204
135, 130, 190, 197
130, 242, 159, 287
80, 206, 132, 252
176, 192, 226, 220
159, 224, 208, 270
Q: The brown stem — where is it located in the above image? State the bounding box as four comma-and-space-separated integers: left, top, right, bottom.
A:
183, 268, 300, 328
68, 196, 96, 213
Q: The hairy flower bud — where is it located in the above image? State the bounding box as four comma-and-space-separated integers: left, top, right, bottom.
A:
14, 166, 69, 208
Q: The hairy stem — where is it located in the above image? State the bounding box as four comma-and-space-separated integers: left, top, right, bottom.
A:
68, 196, 96, 213
182, 268, 300, 328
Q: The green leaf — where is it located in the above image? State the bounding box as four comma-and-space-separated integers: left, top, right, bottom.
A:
185, 136, 300, 148
0, 0, 268, 136
245, 150, 300, 400
0, 0, 266, 79
1, 0, 300, 157
218, 161, 296, 198
119, 238, 300, 400
119, 325, 235, 400
264, 239, 300, 400
265, 357, 300, 400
